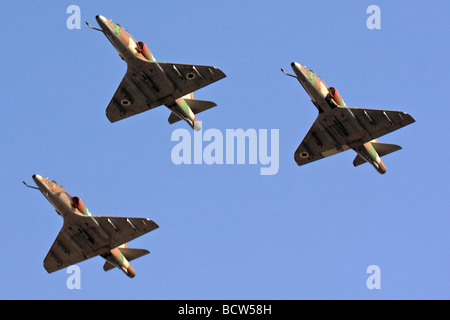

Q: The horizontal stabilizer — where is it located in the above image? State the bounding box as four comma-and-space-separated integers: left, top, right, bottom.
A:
103, 261, 116, 272
168, 99, 217, 124
353, 142, 402, 167
184, 99, 217, 114
168, 112, 182, 124
103, 248, 150, 272
119, 248, 150, 261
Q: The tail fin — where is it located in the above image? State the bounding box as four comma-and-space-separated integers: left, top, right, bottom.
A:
168, 99, 217, 125
353, 142, 402, 167
103, 248, 150, 272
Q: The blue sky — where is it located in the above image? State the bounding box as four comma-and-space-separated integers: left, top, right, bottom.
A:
1, 1, 449, 299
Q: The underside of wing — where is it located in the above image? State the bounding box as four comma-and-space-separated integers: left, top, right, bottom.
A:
43, 219, 109, 273
43, 215, 158, 273
43, 230, 91, 273
294, 117, 350, 166
157, 62, 226, 98
105, 58, 225, 123
348, 107, 415, 141
105, 62, 175, 123
92, 216, 159, 247
106, 72, 151, 123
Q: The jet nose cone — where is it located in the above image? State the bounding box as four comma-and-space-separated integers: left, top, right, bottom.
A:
32, 174, 46, 190
95, 15, 109, 28
291, 61, 307, 80
291, 61, 303, 70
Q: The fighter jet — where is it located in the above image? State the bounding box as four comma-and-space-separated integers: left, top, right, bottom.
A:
282, 62, 415, 174
87, 15, 226, 131
24, 174, 159, 278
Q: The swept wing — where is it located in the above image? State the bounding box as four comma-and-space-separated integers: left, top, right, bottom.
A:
294, 106, 415, 166
106, 56, 226, 122
43, 214, 158, 273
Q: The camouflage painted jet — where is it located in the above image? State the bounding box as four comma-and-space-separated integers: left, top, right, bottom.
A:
282, 62, 415, 174
87, 15, 226, 131
24, 174, 158, 278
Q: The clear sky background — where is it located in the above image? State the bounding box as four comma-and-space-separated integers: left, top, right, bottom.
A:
1, 1, 449, 299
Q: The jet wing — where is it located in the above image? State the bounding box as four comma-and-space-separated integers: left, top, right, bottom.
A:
43, 214, 158, 273
105, 70, 160, 123
294, 116, 351, 166
294, 107, 415, 166
348, 107, 415, 141
156, 62, 226, 98
106, 57, 226, 123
